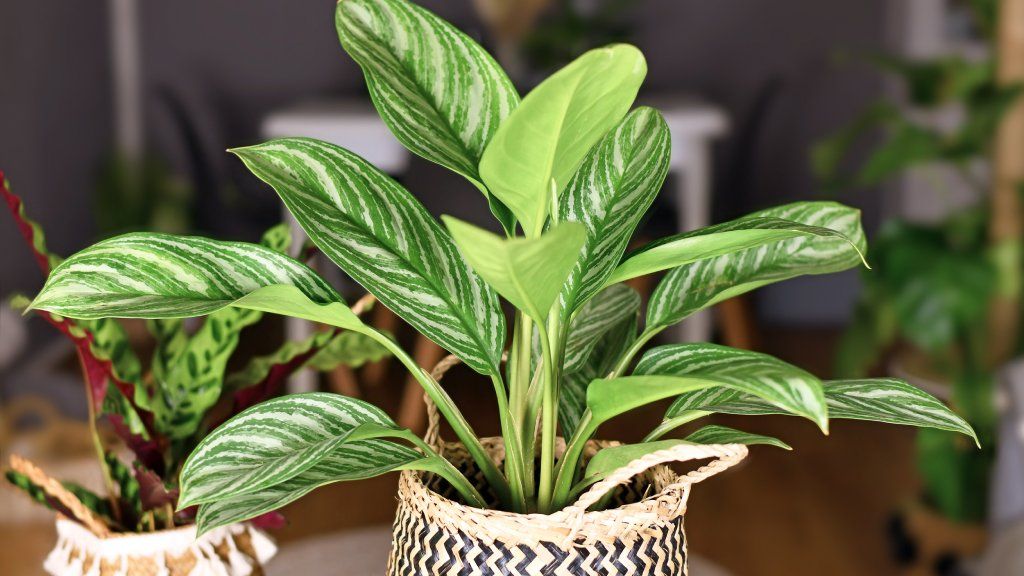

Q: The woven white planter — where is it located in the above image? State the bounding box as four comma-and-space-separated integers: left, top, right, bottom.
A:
387, 437, 746, 576
45, 517, 277, 576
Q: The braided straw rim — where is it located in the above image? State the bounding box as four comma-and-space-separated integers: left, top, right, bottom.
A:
407, 355, 748, 547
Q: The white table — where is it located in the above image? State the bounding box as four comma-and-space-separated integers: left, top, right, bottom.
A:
270, 525, 733, 576
260, 96, 728, 392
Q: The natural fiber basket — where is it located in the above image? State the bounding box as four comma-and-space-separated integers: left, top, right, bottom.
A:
388, 367, 747, 576
45, 517, 277, 576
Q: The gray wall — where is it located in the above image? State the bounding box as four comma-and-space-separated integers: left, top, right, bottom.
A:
0, 0, 889, 324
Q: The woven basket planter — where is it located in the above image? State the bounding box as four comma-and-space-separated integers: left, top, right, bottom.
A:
45, 517, 277, 576
387, 437, 746, 576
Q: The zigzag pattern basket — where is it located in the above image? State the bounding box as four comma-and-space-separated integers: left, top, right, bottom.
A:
387, 437, 746, 576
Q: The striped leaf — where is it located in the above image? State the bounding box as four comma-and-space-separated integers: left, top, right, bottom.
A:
29, 233, 341, 320
558, 107, 671, 315
179, 393, 408, 508
335, 0, 519, 231
232, 138, 506, 375
664, 378, 977, 444
684, 425, 791, 450
444, 217, 586, 323
634, 344, 829, 432
561, 313, 636, 438
479, 45, 647, 236
647, 201, 867, 329
563, 284, 640, 373
195, 439, 420, 534
609, 215, 863, 286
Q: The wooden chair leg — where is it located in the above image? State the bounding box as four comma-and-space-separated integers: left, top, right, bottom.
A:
397, 335, 445, 433
362, 305, 399, 387
717, 296, 759, 351
328, 366, 361, 398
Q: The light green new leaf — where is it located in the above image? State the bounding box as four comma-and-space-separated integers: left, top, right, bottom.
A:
29, 233, 340, 320
646, 202, 867, 329
559, 107, 671, 315
635, 343, 829, 432
179, 393, 409, 508
335, 0, 519, 232
684, 425, 791, 450
664, 378, 977, 445
196, 439, 420, 534
563, 284, 639, 373
233, 138, 506, 375
479, 44, 646, 236
444, 217, 586, 323
307, 331, 391, 371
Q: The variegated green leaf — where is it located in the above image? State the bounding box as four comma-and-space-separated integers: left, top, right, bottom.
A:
560, 314, 636, 436
30, 233, 340, 319
563, 284, 639, 373
147, 318, 187, 385
335, 0, 519, 232
684, 425, 791, 450
646, 201, 867, 329
157, 309, 262, 439
195, 439, 420, 534
444, 216, 586, 323
179, 393, 408, 508
232, 138, 505, 376
560, 313, 636, 438
634, 343, 828, 432
558, 107, 670, 315
664, 378, 977, 445
307, 331, 391, 371
610, 215, 864, 287
479, 44, 646, 236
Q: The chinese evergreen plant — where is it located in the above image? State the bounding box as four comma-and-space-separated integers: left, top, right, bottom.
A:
815, 0, 1022, 523
24, 0, 976, 533
2, 179, 388, 532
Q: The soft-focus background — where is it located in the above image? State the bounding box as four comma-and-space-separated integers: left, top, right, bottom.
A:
3, 1, 1024, 575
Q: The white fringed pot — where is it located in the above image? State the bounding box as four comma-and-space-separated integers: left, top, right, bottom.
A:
45, 517, 277, 576
387, 437, 746, 576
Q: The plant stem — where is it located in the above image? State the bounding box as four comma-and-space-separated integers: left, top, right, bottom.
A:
404, 433, 488, 509
493, 374, 528, 512
551, 412, 596, 509
78, 353, 123, 524
536, 323, 557, 512
609, 326, 663, 377
368, 329, 512, 506
642, 411, 713, 442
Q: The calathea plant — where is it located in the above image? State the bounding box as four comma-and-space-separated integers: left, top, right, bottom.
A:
25, 0, 976, 534
1, 176, 387, 533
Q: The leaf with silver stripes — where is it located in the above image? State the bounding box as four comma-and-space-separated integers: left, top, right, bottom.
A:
665, 378, 978, 445
233, 138, 506, 376
335, 0, 519, 232
195, 439, 420, 534
684, 425, 791, 450
29, 233, 342, 320
634, 343, 829, 432
561, 313, 637, 438
179, 393, 410, 508
558, 107, 670, 315
645, 202, 867, 329
563, 284, 640, 373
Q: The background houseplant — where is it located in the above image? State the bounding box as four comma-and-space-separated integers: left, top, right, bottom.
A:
816, 0, 1024, 536
23, 0, 976, 572
1, 176, 387, 573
